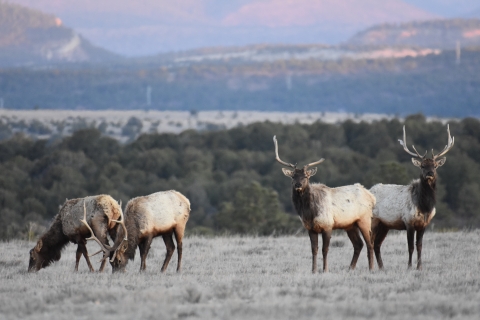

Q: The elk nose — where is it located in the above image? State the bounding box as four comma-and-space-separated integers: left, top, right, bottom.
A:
294, 183, 302, 188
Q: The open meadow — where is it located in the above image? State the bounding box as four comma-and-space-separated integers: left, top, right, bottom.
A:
1, 231, 479, 320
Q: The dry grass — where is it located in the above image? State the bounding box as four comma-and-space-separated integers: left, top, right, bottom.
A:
1, 231, 480, 319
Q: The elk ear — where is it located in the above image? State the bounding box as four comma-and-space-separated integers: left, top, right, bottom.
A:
436, 157, 446, 167
34, 240, 43, 252
306, 167, 317, 177
282, 168, 294, 177
411, 158, 422, 168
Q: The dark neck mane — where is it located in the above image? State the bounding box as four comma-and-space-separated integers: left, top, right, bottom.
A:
124, 216, 139, 261
292, 184, 322, 222
39, 215, 70, 267
410, 175, 436, 215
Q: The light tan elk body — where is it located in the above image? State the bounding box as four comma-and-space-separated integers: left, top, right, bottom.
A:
370, 125, 454, 270
274, 136, 375, 273
110, 190, 190, 273
28, 195, 126, 272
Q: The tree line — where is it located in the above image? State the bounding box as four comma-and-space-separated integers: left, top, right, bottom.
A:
1, 114, 480, 240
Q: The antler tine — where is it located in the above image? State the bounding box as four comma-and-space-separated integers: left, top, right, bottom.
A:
79, 200, 112, 262
304, 158, 325, 169
411, 145, 427, 158
109, 204, 128, 262
398, 125, 426, 158
433, 124, 455, 159
273, 136, 296, 168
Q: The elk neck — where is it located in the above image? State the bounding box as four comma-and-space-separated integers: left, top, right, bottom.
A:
410, 174, 437, 215
292, 184, 319, 220
123, 216, 139, 261
39, 215, 70, 264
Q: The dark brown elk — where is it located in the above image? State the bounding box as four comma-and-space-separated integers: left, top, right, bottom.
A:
110, 190, 190, 273
28, 195, 126, 272
370, 124, 454, 270
274, 136, 375, 273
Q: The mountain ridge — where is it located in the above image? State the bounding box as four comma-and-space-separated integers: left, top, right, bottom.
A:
347, 18, 480, 49
7, 0, 437, 56
0, 2, 119, 66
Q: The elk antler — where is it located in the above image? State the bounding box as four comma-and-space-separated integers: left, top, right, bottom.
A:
273, 136, 296, 168
398, 125, 427, 159
433, 124, 455, 159
304, 158, 325, 169
80, 200, 113, 263
109, 201, 128, 261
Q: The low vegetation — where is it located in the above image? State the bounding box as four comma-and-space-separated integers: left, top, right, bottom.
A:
1, 232, 479, 319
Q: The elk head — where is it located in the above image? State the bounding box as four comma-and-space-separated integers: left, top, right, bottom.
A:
399, 124, 454, 183
28, 240, 44, 272
110, 249, 128, 273
110, 225, 129, 273
274, 136, 324, 193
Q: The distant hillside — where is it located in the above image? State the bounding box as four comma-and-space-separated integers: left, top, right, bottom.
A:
347, 19, 480, 49
2, 46, 480, 117
0, 2, 119, 66
143, 44, 440, 66
7, 0, 437, 56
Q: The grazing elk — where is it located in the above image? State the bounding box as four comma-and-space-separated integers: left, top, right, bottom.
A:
370, 124, 454, 270
110, 190, 190, 273
28, 195, 127, 272
274, 136, 375, 273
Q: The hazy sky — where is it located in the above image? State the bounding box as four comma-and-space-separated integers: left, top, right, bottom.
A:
8, 0, 480, 56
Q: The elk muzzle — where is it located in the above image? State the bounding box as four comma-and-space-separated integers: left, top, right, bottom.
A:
294, 183, 303, 192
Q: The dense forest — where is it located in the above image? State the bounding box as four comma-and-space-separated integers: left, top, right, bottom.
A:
1, 114, 480, 240
1, 47, 480, 117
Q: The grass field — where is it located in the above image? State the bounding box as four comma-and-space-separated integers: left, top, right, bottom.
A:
1, 231, 479, 319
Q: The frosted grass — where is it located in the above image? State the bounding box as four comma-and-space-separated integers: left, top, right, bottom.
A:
0, 231, 479, 319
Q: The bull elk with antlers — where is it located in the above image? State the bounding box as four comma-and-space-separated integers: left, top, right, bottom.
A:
274, 136, 375, 273
28, 195, 127, 272
370, 124, 454, 270
110, 190, 190, 273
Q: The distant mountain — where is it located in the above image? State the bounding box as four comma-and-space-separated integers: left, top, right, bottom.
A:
347, 19, 480, 49
0, 2, 119, 66
7, 0, 437, 56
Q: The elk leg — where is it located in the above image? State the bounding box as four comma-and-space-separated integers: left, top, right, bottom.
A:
308, 230, 318, 273
346, 227, 363, 270
79, 241, 95, 272
161, 233, 176, 273
416, 228, 425, 270
174, 227, 184, 273
138, 237, 153, 272
373, 222, 389, 269
357, 218, 374, 271
75, 245, 82, 272
321, 230, 332, 273
407, 227, 415, 269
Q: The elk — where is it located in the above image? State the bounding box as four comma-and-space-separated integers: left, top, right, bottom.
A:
274, 136, 375, 273
110, 190, 190, 273
370, 124, 454, 270
28, 195, 127, 272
